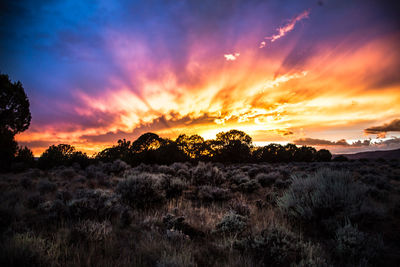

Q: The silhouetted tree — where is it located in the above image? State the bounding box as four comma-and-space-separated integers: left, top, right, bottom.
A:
128, 133, 165, 164
281, 144, 298, 162
255, 144, 283, 163
93, 130, 335, 166
0, 74, 31, 134
315, 149, 332, 162
0, 74, 31, 171
216, 129, 252, 146
96, 139, 131, 162
176, 134, 206, 159
0, 129, 18, 170
131, 133, 163, 153
69, 150, 92, 168
154, 140, 188, 164
38, 144, 90, 169
200, 139, 219, 161
294, 146, 317, 162
214, 130, 252, 162
217, 139, 251, 162
13, 146, 35, 170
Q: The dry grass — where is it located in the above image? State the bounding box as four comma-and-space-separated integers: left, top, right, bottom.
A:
0, 160, 399, 266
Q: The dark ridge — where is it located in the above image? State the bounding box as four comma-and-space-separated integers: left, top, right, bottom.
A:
337, 148, 400, 160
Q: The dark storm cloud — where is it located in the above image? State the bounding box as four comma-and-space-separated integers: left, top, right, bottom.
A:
364, 119, 400, 135
293, 138, 370, 146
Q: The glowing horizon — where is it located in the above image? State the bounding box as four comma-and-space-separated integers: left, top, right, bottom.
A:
1, 0, 400, 156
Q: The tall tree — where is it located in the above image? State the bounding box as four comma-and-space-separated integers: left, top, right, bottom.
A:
0, 74, 31, 134
0, 74, 32, 171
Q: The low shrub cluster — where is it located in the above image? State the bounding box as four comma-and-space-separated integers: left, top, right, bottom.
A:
277, 168, 370, 232
234, 225, 326, 266
0, 159, 397, 266
215, 211, 248, 234
334, 220, 383, 266
117, 173, 165, 209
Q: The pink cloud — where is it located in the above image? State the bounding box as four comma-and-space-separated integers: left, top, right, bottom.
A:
261, 9, 310, 47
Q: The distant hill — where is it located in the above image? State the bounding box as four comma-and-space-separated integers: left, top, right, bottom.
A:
337, 148, 400, 160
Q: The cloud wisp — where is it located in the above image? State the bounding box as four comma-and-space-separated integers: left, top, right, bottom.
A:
260, 9, 310, 48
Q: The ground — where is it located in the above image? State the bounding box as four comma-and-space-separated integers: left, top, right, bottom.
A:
1, 159, 399, 266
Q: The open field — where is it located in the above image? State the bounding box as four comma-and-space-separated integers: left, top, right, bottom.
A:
1, 159, 400, 266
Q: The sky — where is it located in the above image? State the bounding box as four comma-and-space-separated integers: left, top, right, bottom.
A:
1, 0, 400, 156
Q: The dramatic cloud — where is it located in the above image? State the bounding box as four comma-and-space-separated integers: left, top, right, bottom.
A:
224, 53, 240, 61
1, 0, 400, 155
260, 9, 310, 48
364, 119, 400, 137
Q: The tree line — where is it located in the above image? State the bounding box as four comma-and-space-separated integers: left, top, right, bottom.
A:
15, 130, 334, 171
1, 73, 335, 172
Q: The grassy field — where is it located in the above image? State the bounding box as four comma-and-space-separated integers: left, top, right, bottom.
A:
1, 159, 399, 266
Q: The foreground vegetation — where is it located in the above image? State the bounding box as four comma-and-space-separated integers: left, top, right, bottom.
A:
1, 159, 399, 266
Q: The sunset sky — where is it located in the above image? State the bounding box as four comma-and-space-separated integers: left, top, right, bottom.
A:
1, 0, 400, 156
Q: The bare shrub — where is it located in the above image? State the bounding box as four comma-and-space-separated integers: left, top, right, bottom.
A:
248, 167, 261, 178
170, 162, 189, 170
58, 167, 76, 179
238, 179, 260, 193
177, 168, 190, 180
157, 165, 175, 175
234, 225, 326, 266
162, 177, 187, 198
162, 213, 204, 239
0, 233, 49, 267
215, 211, 247, 234
85, 164, 109, 185
110, 159, 129, 174
192, 162, 225, 185
228, 199, 251, 217
38, 199, 69, 222
197, 186, 231, 202
56, 190, 72, 203
20, 177, 32, 189
25, 193, 44, 209
277, 169, 368, 230
117, 173, 165, 209
37, 180, 57, 195
231, 172, 249, 185
334, 220, 383, 265
256, 172, 279, 187
274, 178, 290, 189
119, 207, 133, 227
71, 220, 113, 242
68, 189, 121, 219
